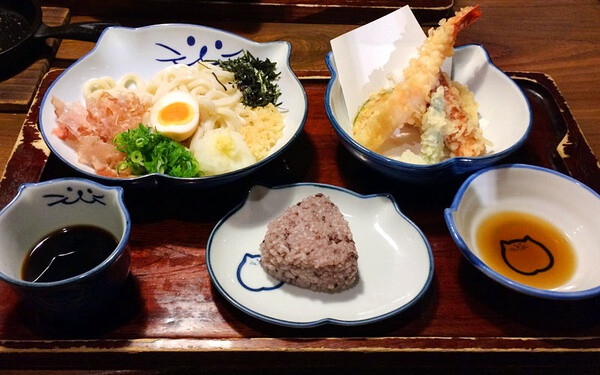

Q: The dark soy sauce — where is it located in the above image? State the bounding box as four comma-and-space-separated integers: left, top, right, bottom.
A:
22, 225, 118, 283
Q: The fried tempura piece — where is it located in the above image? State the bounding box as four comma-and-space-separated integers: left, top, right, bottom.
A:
353, 6, 481, 152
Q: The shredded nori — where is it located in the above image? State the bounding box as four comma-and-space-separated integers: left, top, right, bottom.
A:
216, 51, 281, 108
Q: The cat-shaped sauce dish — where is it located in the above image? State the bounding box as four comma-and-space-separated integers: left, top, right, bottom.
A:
0, 178, 131, 317
444, 164, 600, 300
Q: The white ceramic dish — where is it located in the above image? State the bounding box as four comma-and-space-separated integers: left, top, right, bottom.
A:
39, 24, 307, 187
325, 44, 532, 182
206, 183, 433, 327
445, 164, 600, 300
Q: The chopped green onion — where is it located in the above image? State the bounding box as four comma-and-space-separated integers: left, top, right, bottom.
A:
113, 124, 203, 178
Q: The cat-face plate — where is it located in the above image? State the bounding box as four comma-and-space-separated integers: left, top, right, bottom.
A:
206, 183, 433, 327
444, 164, 600, 299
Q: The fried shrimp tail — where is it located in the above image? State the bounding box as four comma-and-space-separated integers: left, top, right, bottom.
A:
353, 6, 481, 152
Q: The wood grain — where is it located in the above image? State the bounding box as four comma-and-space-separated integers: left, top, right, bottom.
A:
453, 0, 600, 161
0, 113, 26, 175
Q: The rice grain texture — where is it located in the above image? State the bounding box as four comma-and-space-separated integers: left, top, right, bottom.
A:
260, 193, 358, 292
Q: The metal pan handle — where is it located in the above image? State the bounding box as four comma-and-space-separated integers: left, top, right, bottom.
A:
34, 22, 119, 42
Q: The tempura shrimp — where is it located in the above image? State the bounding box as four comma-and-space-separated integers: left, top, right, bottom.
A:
353, 6, 481, 152
437, 73, 486, 157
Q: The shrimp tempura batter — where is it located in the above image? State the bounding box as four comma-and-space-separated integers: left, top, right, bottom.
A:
353, 6, 482, 155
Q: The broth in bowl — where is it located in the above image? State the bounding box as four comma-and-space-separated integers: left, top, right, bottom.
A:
445, 164, 600, 300
21, 224, 118, 283
475, 210, 576, 290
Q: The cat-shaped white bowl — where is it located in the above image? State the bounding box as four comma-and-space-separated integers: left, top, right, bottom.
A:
325, 45, 532, 183
444, 164, 600, 299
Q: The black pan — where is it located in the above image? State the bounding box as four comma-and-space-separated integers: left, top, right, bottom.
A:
0, 0, 117, 79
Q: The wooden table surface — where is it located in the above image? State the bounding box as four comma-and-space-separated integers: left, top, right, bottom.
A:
1, 0, 599, 373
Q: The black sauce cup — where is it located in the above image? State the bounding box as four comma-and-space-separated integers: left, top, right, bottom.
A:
0, 178, 131, 319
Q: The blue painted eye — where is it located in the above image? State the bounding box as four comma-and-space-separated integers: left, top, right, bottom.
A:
187, 36, 195, 46
215, 40, 223, 49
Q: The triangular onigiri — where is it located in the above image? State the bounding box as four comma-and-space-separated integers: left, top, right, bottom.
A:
260, 193, 358, 292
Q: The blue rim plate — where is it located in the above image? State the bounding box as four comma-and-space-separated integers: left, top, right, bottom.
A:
324, 44, 532, 182
444, 163, 600, 300
38, 24, 307, 187
206, 182, 434, 327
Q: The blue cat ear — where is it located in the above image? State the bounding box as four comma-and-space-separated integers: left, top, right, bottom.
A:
241, 253, 260, 262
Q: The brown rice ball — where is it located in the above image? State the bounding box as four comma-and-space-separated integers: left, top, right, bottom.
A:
260, 193, 358, 292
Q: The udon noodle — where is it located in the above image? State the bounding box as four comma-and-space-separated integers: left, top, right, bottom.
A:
83, 63, 248, 136
54, 61, 284, 177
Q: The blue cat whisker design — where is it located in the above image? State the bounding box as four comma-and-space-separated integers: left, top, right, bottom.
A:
155, 36, 243, 66
43, 186, 106, 206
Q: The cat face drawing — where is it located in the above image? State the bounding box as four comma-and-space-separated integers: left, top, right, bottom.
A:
500, 235, 554, 276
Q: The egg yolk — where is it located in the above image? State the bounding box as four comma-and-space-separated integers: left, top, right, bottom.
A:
158, 102, 194, 126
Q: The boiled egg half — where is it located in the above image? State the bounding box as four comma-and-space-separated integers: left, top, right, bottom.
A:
149, 90, 200, 141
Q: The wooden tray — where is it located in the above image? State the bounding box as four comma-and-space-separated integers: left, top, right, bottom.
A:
0, 69, 599, 372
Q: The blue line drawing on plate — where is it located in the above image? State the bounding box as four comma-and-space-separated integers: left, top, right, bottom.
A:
237, 253, 284, 292
156, 37, 243, 66
43, 186, 106, 206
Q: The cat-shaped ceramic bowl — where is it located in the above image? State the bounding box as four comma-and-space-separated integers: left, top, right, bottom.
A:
325, 45, 531, 183
444, 164, 600, 299
0, 178, 131, 317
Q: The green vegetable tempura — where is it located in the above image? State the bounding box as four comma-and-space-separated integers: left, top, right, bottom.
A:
114, 124, 203, 178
